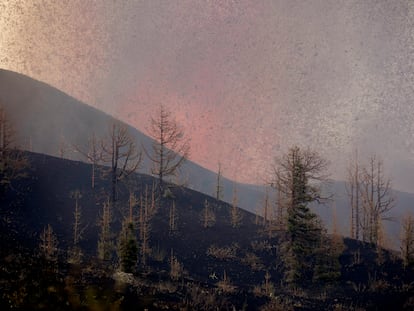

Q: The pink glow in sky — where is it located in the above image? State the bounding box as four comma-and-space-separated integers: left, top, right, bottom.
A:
1, 1, 414, 188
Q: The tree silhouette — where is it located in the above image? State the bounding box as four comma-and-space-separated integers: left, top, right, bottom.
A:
271, 146, 328, 285
101, 121, 142, 203
74, 132, 102, 189
118, 219, 138, 273
360, 156, 395, 244
146, 105, 190, 190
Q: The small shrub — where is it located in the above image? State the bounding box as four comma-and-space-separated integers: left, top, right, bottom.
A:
207, 243, 239, 260
242, 252, 264, 271
217, 271, 236, 294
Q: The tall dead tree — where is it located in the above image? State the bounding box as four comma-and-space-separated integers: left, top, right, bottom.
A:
71, 190, 82, 246
169, 200, 178, 233
74, 132, 102, 189
146, 105, 190, 189
230, 185, 243, 228
69, 190, 85, 263
346, 150, 361, 240
97, 198, 113, 261
201, 199, 216, 228
102, 122, 142, 203
139, 185, 154, 266
215, 162, 223, 201
262, 188, 270, 227
360, 156, 395, 244
128, 191, 138, 222
273, 169, 287, 231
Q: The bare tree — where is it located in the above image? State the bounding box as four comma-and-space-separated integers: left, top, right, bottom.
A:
201, 199, 216, 228
69, 190, 86, 263
74, 132, 102, 189
101, 122, 142, 203
215, 162, 223, 201
401, 213, 414, 268
346, 150, 362, 240
169, 200, 178, 233
169, 248, 182, 280
127, 191, 138, 222
97, 198, 113, 261
229, 185, 243, 228
272, 146, 329, 207
262, 188, 270, 227
360, 156, 395, 244
139, 185, 154, 266
70, 190, 83, 246
274, 170, 287, 231
146, 105, 190, 189
40, 224, 58, 262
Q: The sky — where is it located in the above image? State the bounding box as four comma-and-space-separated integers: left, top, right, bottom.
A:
1, 0, 414, 189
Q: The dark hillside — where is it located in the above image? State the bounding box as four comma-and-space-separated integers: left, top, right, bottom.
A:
2, 69, 414, 250
1, 152, 414, 310
0, 68, 266, 212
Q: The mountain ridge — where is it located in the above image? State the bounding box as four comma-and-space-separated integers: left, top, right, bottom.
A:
0, 68, 266, 211
1, 68, 413, 248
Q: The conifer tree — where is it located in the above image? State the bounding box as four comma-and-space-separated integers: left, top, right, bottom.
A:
272, 146, 328, 285
118, 219, 138, 273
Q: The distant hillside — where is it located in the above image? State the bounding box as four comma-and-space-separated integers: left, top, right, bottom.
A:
313, 181, 414, 249
1, 69, 413, 248
0, 68, 265, 212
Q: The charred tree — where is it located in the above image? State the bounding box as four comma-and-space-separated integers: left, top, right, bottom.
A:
146, 105, 190, 190
101, 122, 142, 203
74, 132, 102, 189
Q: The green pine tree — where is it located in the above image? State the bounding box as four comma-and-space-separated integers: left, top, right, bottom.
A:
118, 220, 138, 273
272, 146, 328, 286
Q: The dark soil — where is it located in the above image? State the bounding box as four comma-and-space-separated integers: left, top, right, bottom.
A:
1, 152, 414, 310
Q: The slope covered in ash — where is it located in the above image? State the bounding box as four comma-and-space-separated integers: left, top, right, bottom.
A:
1, 152, 414, 310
